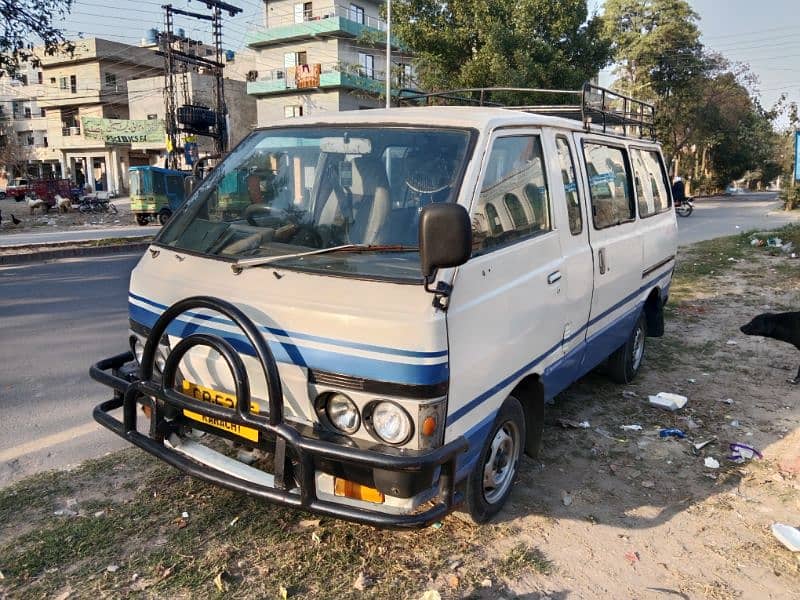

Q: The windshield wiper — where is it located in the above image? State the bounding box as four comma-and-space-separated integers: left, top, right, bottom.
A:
231, 244, 418, 274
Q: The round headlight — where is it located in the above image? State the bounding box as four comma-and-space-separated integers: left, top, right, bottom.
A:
370, 401, 413, 445
132, 338, 145, 364
325, 393, 360, 434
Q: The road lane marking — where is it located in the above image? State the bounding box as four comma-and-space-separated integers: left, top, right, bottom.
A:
0, 421, 102, 462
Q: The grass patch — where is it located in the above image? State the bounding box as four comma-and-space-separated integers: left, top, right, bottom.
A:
495, 543, 553, 576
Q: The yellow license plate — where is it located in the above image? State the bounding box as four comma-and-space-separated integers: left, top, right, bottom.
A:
181, 381, 261, 443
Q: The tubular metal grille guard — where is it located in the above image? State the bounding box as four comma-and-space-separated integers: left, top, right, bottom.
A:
90, 296, 468, 528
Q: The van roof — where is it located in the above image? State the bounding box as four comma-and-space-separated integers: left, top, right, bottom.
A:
259, 106, 660, 144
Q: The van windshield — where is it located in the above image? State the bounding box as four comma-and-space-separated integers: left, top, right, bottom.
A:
156, 126, 473, 281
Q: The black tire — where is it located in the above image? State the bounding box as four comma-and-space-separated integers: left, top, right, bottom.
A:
607, 312, 647, 384
0, 191, 6, 199
136, 214, 150, 226
158, 209, 172, 226
108, 202, 118, 214
676, 202, 693, 217
463, 395, 525, 523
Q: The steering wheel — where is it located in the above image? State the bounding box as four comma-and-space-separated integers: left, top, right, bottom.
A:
243, 204, 287, 226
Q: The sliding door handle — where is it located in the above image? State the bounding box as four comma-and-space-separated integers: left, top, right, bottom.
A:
547, 271, 562, 285
598, 248, 607, 274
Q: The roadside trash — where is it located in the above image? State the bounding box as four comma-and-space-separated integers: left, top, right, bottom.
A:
767, 237, 783, 247
481, 579, 493, 588
558, 418, 590, 429
107, 565, 120, 573
659, 428, 686, 439
595, 427, 626, 442
181, 511, 189, 519
679, 416, 701, 430
53, 508, 77, 517
561, 490, 573, 506
431, 521, 443, 530
298, 518, 320, 528
687, 378, 697, 383
771, 524, 800, 552
641, 480, 655, 488
279, 585, 289, 600
229, 516, 240, 527
624, 550, 640, 565
692, 438, 716, 454
781, 242, 795, 254
704, 457, 720, 469
750, 238, 764, 247
728, 443, 763, 463
622, 390, 638, 398
620, 424, 643, 431
725, 340, 738, 346
648, 392, 688, 411
730, 420, 740, 427
718, 398, 734, 405
213, 572, 226, 592
353, 572, 372, 591
420, 591, 442, 600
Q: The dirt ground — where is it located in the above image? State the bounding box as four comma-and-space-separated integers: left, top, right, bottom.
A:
0, 228, 798, 599
0, 195, 138, 234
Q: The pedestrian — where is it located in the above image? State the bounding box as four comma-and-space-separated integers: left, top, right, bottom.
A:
672, 175, 686, 205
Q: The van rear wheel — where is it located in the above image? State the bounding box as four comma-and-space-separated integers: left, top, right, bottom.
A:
136, 215, 149, 226
607, 312, 647, 384
158, 209, 172, 226
463, 395, 525, 523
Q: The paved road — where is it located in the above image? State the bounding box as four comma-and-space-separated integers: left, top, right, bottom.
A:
0, 225, 160, 247
0, 253, 140, 486
1, 195, 799, 486
677, 192, 799, 246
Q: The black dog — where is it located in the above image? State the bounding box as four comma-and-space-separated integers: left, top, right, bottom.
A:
740, 311, 800, 384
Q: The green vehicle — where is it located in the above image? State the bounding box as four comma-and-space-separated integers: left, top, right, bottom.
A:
129, 166, 190, 226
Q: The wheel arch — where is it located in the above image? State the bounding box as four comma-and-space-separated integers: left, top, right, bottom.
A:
643, 286, 665, 337
510, 374, 545, 458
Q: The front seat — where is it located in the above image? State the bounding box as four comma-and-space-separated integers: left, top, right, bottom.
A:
348, 156, 390, 244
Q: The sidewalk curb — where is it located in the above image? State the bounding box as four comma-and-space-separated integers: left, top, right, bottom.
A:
0, 241, 151, 266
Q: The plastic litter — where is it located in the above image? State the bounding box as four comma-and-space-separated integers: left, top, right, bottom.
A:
725, 340, 738, 346
648, 392, 688, 411
659, 428, 686, 439
558, 418, 590, 429
728, 443, 762, 463
692, 438, 716, 455
704, 457, 720, 469
622, 390, 638, 398
718, 398, 734, 405
767, 237, 783, 247
620, 424, 643, 431
771, 523, 800, 552
730, 420, 740, 427
687, 378, 697, 383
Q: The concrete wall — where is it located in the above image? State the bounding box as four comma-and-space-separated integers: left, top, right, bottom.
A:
264, 0, 384, 28
256, 90, 341, 125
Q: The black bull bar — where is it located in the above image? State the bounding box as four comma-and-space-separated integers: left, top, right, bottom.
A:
90, 296, 468, 528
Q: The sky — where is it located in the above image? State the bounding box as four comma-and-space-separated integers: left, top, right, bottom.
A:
52, 0, 800, 123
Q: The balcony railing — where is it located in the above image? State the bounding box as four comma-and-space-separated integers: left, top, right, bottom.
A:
61, 125, 81, 136
259, 61, 393, 85
267, 3, 386, 31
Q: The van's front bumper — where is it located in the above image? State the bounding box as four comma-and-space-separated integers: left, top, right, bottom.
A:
90, 351, 467, 529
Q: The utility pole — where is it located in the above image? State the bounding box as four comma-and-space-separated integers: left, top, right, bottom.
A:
385, 0, 391, 109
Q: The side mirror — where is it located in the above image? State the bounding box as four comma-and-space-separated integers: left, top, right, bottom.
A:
419, 203, 472, 280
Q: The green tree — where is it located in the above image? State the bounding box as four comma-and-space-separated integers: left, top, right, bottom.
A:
1, 0, 74, 76
392, 0, 611, 99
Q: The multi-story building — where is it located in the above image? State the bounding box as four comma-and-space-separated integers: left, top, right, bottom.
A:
0, 63, 63, 186
245, 0, 414, 126
37, 38, 164, 194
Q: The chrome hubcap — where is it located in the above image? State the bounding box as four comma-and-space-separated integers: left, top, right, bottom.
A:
482, 422, 520, 504
632, 324, 645, 370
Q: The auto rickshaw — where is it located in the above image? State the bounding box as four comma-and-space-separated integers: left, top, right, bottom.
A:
129, 166, 190, 226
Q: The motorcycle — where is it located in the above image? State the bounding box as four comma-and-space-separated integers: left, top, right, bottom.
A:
675, 196, 694, 217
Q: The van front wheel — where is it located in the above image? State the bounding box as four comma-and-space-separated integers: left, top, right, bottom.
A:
463, 395, 525, 523
607, 312, 647, 384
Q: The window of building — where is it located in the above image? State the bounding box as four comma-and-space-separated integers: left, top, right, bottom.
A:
350, 3, 365, 24
358, 52, 374, 78
147, 113, 158, 120
43, 136, 48, 148
472, 135, 552, 254
284, 51, 307, 69
555, 135, 582, 235
24, 107, 31, 119
294, 2, 305, 23
105, 73, 117, 88
14, 73, 28, 85
396, 63, 412, 86
303, 1, 313, 19
59, 77, 67, 90
37, 72, 43, 84
631, 148, 671, 218
284, 105, 303, 118
11, 101, 21, 118
40, 108, 46, 117
69, 75, 77, 94
583, 143, 634, 229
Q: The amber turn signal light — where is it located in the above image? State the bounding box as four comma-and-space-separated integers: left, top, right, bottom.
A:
334, 478, 385, 503
421, 416, 437, 437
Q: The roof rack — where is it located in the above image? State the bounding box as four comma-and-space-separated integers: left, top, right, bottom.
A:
398, 82, 656, 140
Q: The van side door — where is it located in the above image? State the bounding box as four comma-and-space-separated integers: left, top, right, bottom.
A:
538, 130, 594, 397
445, 130, 567, 443
574, 135, 644, 368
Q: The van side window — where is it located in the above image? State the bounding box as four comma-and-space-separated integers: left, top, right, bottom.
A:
631, 148, 671, 217
583, 143, 634, 229
473, 135, 551, 254
554, 136, 582, 235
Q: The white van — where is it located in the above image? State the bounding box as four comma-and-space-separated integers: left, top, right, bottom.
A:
91, 85, 677, 527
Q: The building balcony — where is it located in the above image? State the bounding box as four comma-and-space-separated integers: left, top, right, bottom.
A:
246, 4, 401, 49
247, 62, 416, 97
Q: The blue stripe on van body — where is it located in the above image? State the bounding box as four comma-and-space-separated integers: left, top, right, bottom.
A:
447, 266, 673, 430
129, 303, 449, 386
129, 292, 448, 360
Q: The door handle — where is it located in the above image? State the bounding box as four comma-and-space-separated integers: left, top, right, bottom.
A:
547, 271, 562, 285
598, 248, 607, 274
